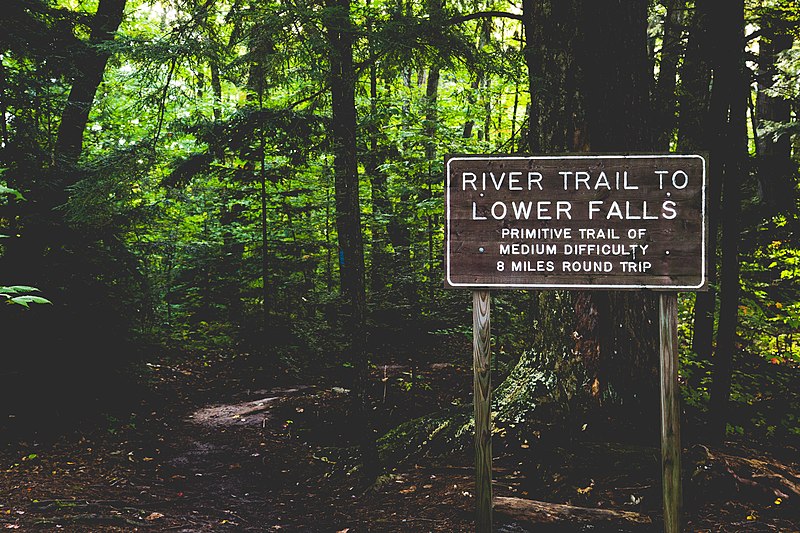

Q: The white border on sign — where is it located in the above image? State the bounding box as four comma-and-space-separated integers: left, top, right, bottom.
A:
445, 154, 707, 290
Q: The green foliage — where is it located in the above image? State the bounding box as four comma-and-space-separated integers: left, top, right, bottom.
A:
0, 0, 799, 453
0, 184, 50, 308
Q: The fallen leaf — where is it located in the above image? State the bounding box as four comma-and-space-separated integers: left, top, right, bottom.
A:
145, 512, 164, 521
399, 485, 417, 494
336, 529, 350, 533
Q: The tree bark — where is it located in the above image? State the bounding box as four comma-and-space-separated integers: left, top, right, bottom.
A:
755, 14, 794, 216
518, 0, 660, 438
522, 0, 586, 154
679, 0, 718, 376
677, 1, 711, 153
365, 0, 390, 296
324, 0, 378, 480
708, 0, 746, 444
54, 0, 126, 165
576, 0, 660, 436
653, 0, 687, 150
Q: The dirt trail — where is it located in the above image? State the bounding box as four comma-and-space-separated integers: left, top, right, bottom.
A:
2, 356, 797, 532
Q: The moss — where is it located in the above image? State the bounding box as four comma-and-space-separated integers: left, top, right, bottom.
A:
377, 406, 474, 463
378, 291, 601, 467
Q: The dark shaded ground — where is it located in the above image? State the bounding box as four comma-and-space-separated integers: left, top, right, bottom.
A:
1, 349, 798, 531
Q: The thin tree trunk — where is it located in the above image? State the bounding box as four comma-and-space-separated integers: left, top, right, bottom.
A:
653, 0, 686, 150
365, 0, 390, 296
424, 64, 439, 306
54, 0, 126, 165
260, 140, 269, 326
463, 78, 479, 138
324, 0, 378, 480
0, 60, 9, 148
210, 62, 222, 122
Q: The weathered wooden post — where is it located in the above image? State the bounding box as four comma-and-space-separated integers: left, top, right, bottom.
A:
659, 292, 681, 533
473, 290, 492, 532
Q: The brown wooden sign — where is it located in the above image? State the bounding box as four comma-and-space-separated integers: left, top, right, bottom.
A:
445, 155, 707, 290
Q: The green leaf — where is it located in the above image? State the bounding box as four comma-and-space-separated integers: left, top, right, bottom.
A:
0, 285, 41, 295
0, 185, 25, 201
8, 295, 51, 307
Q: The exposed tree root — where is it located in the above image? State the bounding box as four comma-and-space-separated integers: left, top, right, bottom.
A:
688, 444, 800, 504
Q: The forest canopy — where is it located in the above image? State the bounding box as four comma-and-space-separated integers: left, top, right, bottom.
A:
0, 0, 799, 494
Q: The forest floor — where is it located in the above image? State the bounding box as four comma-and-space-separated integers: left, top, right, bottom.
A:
1, 348, 799, 532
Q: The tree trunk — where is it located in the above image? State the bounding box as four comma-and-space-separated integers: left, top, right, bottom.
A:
576, 0, 660, 437
653, 0, 687, 150
578, 2, 653, 153
677, 1, 712, 152
55, 0, 126, 166
679, 0, 718, 376
517, 0, 660, 438
364, 0, 391, 296
708, 0, 746, 444
210, 62, 222, 122
522, 0, 586, 154
2, 0, 126, 283
324, 0, 378, 480
423, 61, 440, 304
755, 15, 794, 216
0, 60, 9, 148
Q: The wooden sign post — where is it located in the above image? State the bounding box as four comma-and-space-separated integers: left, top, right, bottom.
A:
659, 292, 681, 533
473, 290, 492, 532
446, 155, 707, 533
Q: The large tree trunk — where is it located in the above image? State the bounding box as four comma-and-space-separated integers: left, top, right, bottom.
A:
522, 0, 586, 154
678, 0, 718, 377
324, 0, 378, 480
517, 0, 660, 439
576, 0, 660, 437
708, 0, 747, 443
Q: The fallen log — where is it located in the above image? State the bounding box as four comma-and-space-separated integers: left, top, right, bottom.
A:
495, 496, 652, 531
